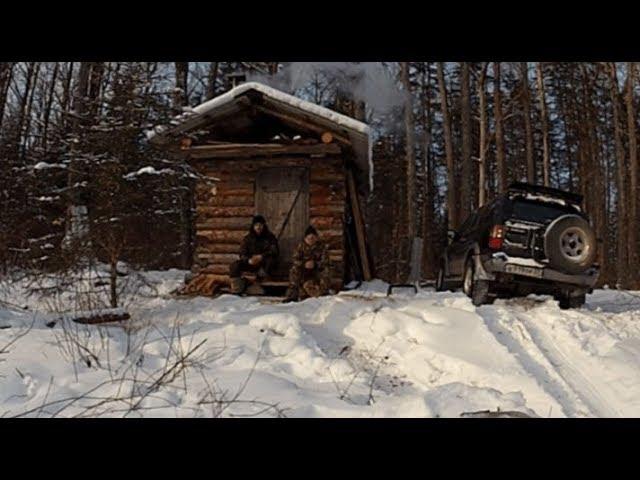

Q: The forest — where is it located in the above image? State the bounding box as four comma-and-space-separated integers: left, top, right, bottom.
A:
0, 62, 638, 290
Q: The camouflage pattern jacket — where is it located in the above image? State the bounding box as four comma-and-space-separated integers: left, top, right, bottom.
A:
290, 240, 331, 285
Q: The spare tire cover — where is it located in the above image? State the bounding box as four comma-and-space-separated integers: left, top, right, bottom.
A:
543, 214, 596, 274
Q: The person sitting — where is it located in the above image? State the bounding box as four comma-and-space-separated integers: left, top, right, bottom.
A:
284, 226, 331, 302
229, 215, 279, 294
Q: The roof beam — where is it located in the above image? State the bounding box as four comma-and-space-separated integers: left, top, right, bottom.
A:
186, 142, 341, 159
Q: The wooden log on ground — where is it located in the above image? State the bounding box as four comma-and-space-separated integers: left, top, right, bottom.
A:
46, 309, 131, 327
180, 274, 223, 296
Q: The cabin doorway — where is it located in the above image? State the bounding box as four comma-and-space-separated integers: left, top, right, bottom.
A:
255, 167, 309, 278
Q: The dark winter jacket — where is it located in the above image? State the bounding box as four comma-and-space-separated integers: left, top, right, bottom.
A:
239, 227, 279, 262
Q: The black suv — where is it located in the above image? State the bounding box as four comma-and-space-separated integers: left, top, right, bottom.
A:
436, 183, 600, 309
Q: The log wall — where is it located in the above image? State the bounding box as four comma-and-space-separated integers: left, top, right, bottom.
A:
189, 154, 346, 291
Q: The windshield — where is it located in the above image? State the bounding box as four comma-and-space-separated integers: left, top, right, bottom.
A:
509, 199, 579, 224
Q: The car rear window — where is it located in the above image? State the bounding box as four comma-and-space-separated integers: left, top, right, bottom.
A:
509, 199, 578, 223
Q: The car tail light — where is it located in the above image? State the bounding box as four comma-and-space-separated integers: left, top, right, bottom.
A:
488, 225, 505, 250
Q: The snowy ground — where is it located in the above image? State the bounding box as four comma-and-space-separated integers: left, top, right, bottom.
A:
2, 268, 640, 418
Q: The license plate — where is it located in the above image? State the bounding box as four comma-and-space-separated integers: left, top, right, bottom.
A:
505, 264, 544, 278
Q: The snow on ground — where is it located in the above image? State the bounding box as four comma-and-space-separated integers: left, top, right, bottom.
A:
2, 269, 640, 418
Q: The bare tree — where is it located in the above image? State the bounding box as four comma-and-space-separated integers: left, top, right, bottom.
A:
460, 62, 472, 218
493, 62, 507, 193
0, 62, 15, 130
437, 63, 458, 230
206, 62, 219, 100
478, 63, 489, 206
536, 62, 551, 186
400, 62, 416, 245
174, 62, 189, 112
626, 63, 638, 286
520, 62, 535, 184
609, 62, 629, 288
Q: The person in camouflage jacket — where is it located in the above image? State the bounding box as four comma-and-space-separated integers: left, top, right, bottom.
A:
284, 225, 331, 302
229, 215, 279, 294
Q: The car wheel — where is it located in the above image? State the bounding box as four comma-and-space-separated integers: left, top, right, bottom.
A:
463, 257, 491, 306
544, 215, 597, 274
557, 293, 586, 310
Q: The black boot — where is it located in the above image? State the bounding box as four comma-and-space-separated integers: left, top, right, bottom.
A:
229, 277, 246, 295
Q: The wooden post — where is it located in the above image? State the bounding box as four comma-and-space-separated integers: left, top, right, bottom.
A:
347, 168, 372, 281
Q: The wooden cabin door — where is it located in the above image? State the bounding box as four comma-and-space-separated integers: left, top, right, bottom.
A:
255, 167, 309, 278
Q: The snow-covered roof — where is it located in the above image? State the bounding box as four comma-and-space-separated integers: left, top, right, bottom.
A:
147, 82, 373, 188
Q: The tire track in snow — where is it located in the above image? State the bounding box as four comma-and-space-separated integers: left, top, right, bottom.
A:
515, 308, 623, 418
478, 304, 592, 417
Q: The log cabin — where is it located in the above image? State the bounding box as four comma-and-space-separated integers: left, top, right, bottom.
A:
147, 82, 372, 295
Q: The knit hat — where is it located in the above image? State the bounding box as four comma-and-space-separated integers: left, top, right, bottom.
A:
252, 215, 266, 226
305, 225, 318, 237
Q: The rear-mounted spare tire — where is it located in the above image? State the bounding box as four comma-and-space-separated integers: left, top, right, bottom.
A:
543, 214, 596, 274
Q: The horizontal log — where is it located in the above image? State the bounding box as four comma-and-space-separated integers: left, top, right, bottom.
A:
199, 243, 242, 254
46, 309, 131, 327
310, 169, 344, 182
195, 252, 239, 262
213, 186, 254, 197
197, 230, 247, 244
196, 217, 253, 230
315, 228, 343, 237
196, 169, 255, 182
310, 183, 346, 197
204, 195, 254, 207
200, 264, 233, 275
310, 195, 344, 207
310, 216, 344, 230
187, 143, 341, 159
310, 205, 344, 216
196, 206, 255, 218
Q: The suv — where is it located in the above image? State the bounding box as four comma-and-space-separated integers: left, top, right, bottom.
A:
436, 183, 600, 309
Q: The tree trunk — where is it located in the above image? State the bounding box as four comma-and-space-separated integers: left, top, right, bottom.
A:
63, 62, 92, 250
110, 255, 118, 308
174, 62, 189, 112
437, 63, 458, 230
609, 62, 629, 288
12, 63, 37, 156
478, 63, 489, 207
60, 62, 75, 130
0, 62, 15, 130
20, 62, 41, 159
207, 62, 219, 100
87, 62, 104, 119
40, 62, 60, 151
421, 64, 435, 279
521, 62, 535, 184
73, 62, 92, 118
460, 62, 472, 219
626, 62, 638, 287
493, 62, 507, 193
536, 62, 551, 186
400, 62, 416, 247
